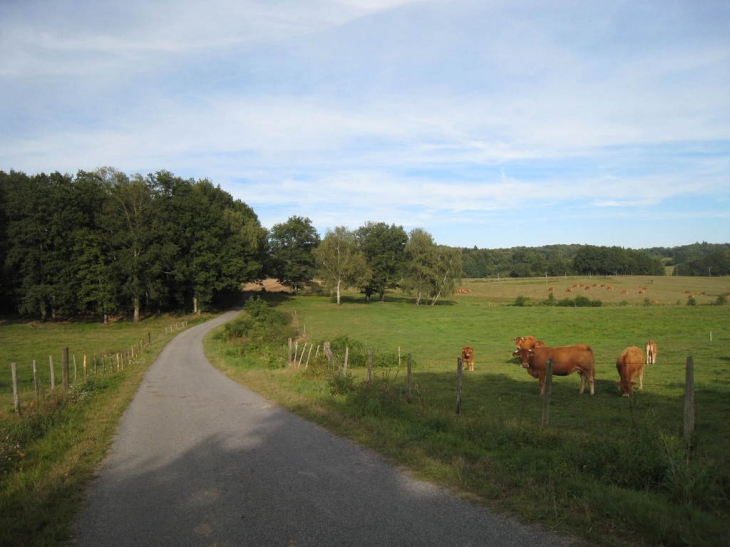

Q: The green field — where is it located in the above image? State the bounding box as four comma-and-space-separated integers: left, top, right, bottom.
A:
1, 275, 729, 546
207, 275, 730, 547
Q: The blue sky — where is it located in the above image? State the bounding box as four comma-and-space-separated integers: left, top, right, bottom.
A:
1, 0, 728, 249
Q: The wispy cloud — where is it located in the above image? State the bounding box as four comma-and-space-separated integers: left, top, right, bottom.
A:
1, 0, 728, 248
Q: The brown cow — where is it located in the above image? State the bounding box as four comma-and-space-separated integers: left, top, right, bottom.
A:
514, 335, 546, 350
645, 340, 658, 364
516, 345, 596, 395
461, 346, 475, 371
616, 346, 645, 396
512, 336, 545, 359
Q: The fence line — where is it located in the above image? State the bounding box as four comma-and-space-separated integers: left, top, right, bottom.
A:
6, 321, 189, 415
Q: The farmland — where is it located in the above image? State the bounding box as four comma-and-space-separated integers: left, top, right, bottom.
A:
211, 275, 730, 547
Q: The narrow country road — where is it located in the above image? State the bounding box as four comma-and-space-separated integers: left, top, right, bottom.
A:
73, 311, 575, 547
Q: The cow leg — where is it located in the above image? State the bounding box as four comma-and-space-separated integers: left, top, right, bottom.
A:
638, 369, 644, 390
577, 371, 586, 394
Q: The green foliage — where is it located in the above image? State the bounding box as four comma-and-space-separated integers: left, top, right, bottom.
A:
0, 169, 266, 320
267, 216, 320, 293
327, 372, 355, 396
355, 222, 408, 301
687, 296, 697, 306
556, 295, 603, 307
223, 297, 295, 347
715, 294, 727, 306
513, 295, 530, 307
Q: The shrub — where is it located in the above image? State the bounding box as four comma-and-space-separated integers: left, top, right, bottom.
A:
514, 295, 530, 307
715, 294, 727, 306
687, 296, 697, 306
557, 296, 603, 307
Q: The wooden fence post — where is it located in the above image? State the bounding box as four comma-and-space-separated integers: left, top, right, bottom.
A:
684, 356, 696, 447
32, 359, 39, 402
343, 347, 349, 376
83, 355, 88, 382
305, 344, 313, 369
455, 357, 463, 415
11, 363, 21, 415
72, 354, 77, 384
542, 359, 554, 427
288, 338, 293, 365
297, 344, 306, 368
367, 350, 373, 387
49, 355, 55, 391
62, 347, 70, 391
406, 354, 413, 404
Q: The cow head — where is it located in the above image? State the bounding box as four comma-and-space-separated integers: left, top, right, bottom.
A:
615, 380, 635, 397
516, 348, 534, 369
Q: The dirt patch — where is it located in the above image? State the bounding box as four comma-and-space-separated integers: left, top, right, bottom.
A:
242, 279, 290, 293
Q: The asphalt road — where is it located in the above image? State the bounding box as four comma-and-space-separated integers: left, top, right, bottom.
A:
73, 311, 576, 547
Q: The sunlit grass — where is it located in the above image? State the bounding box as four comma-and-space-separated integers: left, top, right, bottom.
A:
207, 276, 730, 547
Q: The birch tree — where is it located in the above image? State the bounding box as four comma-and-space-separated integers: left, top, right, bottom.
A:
313, 226, 370, 305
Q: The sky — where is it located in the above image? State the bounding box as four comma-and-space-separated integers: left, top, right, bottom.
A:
1, 0, 728, 250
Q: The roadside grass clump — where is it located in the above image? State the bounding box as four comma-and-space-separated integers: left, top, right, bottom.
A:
219, 296, 297, 354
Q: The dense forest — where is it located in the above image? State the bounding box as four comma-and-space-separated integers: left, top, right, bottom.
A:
1, 168, 728, 320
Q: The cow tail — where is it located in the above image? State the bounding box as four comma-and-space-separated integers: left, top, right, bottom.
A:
588, 346, 596, 379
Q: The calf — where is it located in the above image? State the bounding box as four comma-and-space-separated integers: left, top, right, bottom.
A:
516, 345, 596, 395
461, 346, 475, 371
616, 346, 646, 396
645, 340, 658, 364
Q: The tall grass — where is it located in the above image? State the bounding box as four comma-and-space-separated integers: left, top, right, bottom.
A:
206, 277, 730, 547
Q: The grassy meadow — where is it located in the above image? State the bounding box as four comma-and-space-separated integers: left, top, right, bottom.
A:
208, 275, 730, 547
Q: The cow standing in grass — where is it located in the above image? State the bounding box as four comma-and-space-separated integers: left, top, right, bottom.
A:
512, 335, 545, 359
461, 346, 475, 371
516, 345, 596, 395
645, 340, 658, 364
616, 346, 646, 396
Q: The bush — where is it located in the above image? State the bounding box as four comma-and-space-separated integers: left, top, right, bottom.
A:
556, 296, 603, 307
687, 296, 697, 306
715, 294, 727, 306
224, 297, 296, 346
514, 295, 530, 307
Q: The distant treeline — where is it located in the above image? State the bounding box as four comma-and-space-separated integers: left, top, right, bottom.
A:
1, 168, 728, 320
462, 242, 730, 279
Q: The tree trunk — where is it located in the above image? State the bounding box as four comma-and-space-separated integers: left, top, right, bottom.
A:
336, 280, 342, 305
133, 296, 141, 323
193, 296, 199, 314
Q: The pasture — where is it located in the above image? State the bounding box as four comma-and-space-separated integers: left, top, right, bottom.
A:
212, 275, 730, 547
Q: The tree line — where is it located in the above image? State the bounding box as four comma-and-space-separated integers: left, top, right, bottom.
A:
1, 168, 726, 320
462, 242, 730, 279
0, 169, 267, 320
0, 169, 462, 319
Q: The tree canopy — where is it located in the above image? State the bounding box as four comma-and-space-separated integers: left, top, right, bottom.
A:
0, 169, 266, 320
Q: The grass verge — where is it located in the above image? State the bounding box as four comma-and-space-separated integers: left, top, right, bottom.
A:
0, 315, 208, 546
